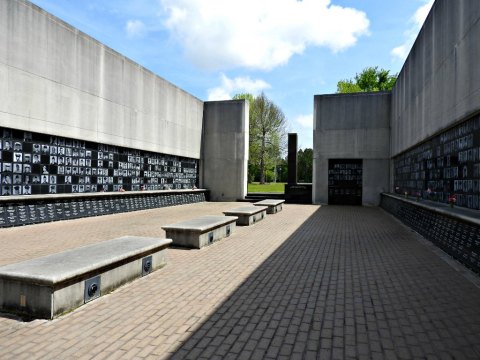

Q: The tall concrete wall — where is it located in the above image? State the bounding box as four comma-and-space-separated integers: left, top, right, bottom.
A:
0, 0, 203, 159
313, 92, 391, 205
201, 100, 248, 201
391, 0, 480, 157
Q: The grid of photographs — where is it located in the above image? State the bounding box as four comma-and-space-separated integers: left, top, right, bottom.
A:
0, 128, 198, 196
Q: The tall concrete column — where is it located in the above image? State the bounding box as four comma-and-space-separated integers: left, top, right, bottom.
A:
201, 100, 249, 201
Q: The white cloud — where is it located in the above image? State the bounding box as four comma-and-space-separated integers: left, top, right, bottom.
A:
125, 19, 147, 38
160, 0, 369, 70
391, 0, 434, 61
295, 114, 313, 129
207, 74, 271, 101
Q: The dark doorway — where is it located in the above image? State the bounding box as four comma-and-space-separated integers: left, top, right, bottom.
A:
328, 159, 362, 205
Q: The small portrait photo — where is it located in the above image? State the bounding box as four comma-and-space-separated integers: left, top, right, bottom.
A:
13, 152, 22, 162
78, 177, 85, 184
2, 186, 11, 196
3, 162, 12, 172
65, 147, 72, 156
32, 175, 40, 184
3, 140, 12, 151
65, 166, 72, 175
79, 185, 85, 193
23, 185, 32, 195
109, 153, 114, 161
85, 167, 91, 175
72, 185, 79, 193
24, 175, 31, 184
66, 157, 72, 166
79, 167, 85, 175
79, 158, 85, 166
65, 139, 72, 147
13, 163, 22, 174
57, 166, 64, 175
98, 160, 103, 167
72, 149, 79, 157
23, 164, 31, 174
58, 156, 64, 165
98, 152, 103, 160
50, 175, 56, 184
65, 175, 72, 184
72, 167, 78, 175
50, 146, 58, 155
24, 153, 32, 163
108, 161, 113, 168
13, 185, 22, 195
85, 185, 91, 192
41, 175, 49, 184
50, 136, 58, 145
42, 166, 49, 175
85, 176, 91, 184
92, 168, 97, 176
41, 144, 49, 154
80, 149, 85, 157
33, 154, 41, 164
3, 129, 12, 138
13, 142, 22, 152
2, 174, 11, 184
58, 138, 65, 146
32, 143, 41, 154
73, 158, 79, 166
58, 147, 65, 156
49, 185, 56, 194
13, 174, 22, 184
91, 185, 97, 192
85, 150, 92, 158
50, 155, 57, 165
24, 132, 32, 142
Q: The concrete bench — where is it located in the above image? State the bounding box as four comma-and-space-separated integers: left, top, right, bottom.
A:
0, 236, 171, 319
162, 215, 238, 249
254, 199, 285, 214
223, 205, 268, 226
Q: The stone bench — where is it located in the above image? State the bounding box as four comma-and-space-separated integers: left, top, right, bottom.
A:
0, 236, 172, 319
223, 205, 268, 226
162, 215, 238, 249
254, 199, 285, 214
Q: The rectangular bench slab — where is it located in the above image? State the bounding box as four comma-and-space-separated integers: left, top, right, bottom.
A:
0, 236, 172, 320
223, 205, 268, 226
162, 215, 238, 249
254, 199, 285, 214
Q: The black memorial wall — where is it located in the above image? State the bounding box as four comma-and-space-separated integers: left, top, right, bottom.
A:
0, 191, 207, 228
393, 114, 480, 210
381, 194, 480, 274
0, 127, 198, 196
328, 159, 362, 205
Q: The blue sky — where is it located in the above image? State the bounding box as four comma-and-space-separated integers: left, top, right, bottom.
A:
30, 0, 434, 150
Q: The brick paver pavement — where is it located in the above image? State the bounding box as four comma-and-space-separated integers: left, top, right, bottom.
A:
0, 203, 479, 359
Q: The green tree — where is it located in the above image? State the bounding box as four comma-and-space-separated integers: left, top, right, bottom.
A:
297, 148, 313, 183
337, 66, 397, 93
233, 93, 287, 184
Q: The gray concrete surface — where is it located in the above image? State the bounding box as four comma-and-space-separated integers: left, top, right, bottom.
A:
391, 0, 480, 156
254, 199, 285, 214
313, 92, 391, 206
0, 0, 203, 159
0, 236, 171, 319
201, 100, 249, 201
162, 215, 238, 248
223, 205, 268, 226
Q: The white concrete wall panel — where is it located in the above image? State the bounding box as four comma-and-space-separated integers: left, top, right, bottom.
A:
313, 92, 391, 205
391, 0, 480, 156
0, 0, 202, 159
201, 100, 249, 201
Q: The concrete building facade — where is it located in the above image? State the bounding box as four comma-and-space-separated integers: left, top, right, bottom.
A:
0, 0, 248, 201
314, 0, 480, 210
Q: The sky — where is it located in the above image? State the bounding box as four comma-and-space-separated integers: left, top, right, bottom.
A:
29, 0, 434, 150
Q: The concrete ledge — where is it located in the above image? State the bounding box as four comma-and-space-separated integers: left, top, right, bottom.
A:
162, 215, 238, 249
254, 199, 285, 214
0, 236, 172, 319
223, 206, 268, 226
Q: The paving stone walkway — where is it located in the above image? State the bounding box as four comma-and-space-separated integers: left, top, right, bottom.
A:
0, 203, 479, 359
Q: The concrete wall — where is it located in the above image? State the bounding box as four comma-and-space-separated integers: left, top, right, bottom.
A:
0, 0, 203, 159
391, 0, 480, 157
201, 100, 249, 201
313, 92, 391, 205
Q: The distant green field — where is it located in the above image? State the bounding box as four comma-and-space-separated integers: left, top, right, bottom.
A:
248, 182, 285, 193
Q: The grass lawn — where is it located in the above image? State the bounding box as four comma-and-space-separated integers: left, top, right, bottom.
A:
248, 182, 285, 193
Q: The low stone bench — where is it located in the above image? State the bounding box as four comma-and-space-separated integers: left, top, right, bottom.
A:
254, 199, 285, 214
0, 236, 171, 319
223, 205, 268, 226
162, 215, 238, 249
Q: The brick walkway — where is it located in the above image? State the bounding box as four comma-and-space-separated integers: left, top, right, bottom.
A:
0, 203, 479, 359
